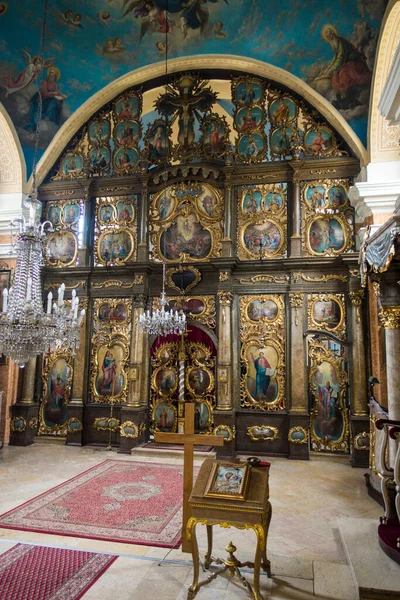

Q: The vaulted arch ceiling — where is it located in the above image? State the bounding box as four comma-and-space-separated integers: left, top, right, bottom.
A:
0, 0, 388, 183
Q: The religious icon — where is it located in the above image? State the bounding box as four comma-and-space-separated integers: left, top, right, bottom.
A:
305, 185, 327, 210
95, 344, 125, 398
264, 192, 283, 212
202, 117, 228, 158
308, 217, 346, 255
187, 366, 211, 396
114, 147, 139, 172
246, 345, 278, 404
237, 133, 266, 162
234, 81, 264, 105
116, 201, 134, 224
47, 205, 62, 227
312, 360, 344, 441
328, 185, 347, 208
242, 221, 283, 258
62, 203, 80, 227
60, 154, 83, 176
166, 298, 205, 317
247, 299, 279, 322
98, 302, 127, 323
146, 120, 170, 164
46, 231, 77, 267
205, 462, 250, 500
98, 230, 134, 264
89, 146, 111, 171
270, 126, 298, 156
194, 401, 211, 433
157, 192, 174, 220
304, 128, 334, 155
236, 106, 264, 132
269, 96, 297, 125
114, 94, 140, 120
312, 299, 343, 331
160, 213, 212, 261
88, 119, 111, 144
98, 204, 116, 224
114, 120, 140, 147
242, 190, 262, 214
153, 401, 176, 432
155, 367, 177, 396
43, 357, 71, 429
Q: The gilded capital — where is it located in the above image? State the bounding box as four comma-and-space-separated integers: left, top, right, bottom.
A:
217, 291, 233, 306
134, 293, 147, 309
349, 290, 364, 307
379, 306, 400, 329
219, 271, 229, 282
289, 292, 304, 308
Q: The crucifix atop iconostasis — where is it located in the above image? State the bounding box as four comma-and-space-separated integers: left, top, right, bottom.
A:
155, 74, 217, 160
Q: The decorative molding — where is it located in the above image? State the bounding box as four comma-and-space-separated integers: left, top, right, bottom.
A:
288, 426, 308, 444
93, 417, 120, 431
289, 292, 304, 326
165, 265, 201, 295
28, 417, 38, 431
379, 305, 400, 329
44, 280, 86, 291
10, 416, 26, 433
246, 425, 279, 442
236, 274, 289, 284
66, 417, 83, 433
349, 290, 364, 323
219, 271, 229, 282
217, 291, 233, 306
354, 431, 370, 451
293, 272, 347, 283
213, 424, 236, 442
120, 421, 138, 438
92, 279, 138, 289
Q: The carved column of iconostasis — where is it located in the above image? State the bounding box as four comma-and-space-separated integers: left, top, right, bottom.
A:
222, 179, 233, 257
8, 356, 39, 447
348, 289, 369, 467
86, 298, 131, 448
379, 306, 400, 467
119, 293, 148, 453
289, 166, 302, 257
138, 180, 148, 262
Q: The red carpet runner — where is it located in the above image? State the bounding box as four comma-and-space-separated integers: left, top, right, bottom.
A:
0, 543, 117, 600
0, 460, 184, 548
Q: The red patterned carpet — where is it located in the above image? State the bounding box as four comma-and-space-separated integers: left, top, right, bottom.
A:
0, 543, 116, 600
0, 460, 184, 547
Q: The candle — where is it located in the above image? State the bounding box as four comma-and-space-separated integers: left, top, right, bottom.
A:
26, 277, 32, 301
60, 283, 65, 305
2, 288, 8, 313
47, 291, 52, 314
73, 296, 79, 319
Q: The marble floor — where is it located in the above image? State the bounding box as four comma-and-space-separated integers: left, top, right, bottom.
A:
0, 444, 382, 600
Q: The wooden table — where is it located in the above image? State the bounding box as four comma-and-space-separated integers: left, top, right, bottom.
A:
187, 458, 272, 600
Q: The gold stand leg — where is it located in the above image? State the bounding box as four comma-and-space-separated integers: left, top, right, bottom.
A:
204, 525, 213, 569
262, 502, 272, 577
253, 525, 264, 600
187, 518, 199, 599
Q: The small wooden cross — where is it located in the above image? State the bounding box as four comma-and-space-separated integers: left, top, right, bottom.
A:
155, 402, 225, 552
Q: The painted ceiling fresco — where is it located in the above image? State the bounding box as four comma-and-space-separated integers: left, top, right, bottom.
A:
0, 0, 388, 176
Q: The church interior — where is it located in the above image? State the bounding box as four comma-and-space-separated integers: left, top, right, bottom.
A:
0, 0, 399, 598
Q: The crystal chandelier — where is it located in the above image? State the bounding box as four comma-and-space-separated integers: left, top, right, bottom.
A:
139, 263, 186, 336
0, 217, 85, 366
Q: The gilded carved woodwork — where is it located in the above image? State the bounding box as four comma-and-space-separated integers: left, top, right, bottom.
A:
44, 199, 83, 268
289, 292, 304, 326
93, 417, 120, 431
150, 182, 223, 263
153, 295, 216, 329
237, 184, 287, 260
166, 265, 201, 294
119, 421, 138, 438
379, 306, 400, 329
235, 274, 289, 284
10, 417, 26, 433
354, 431, 370, 451
94, 194, 137, 266
349, 290, 364, 323
213, 425, 236, 442
308, 293, 346, 339
38, 349, 74, 436
246, 425, 279, 441
288, 426, 308, 444
240, 295, 285, 410
66, 417, 83, 433
292, 272, 347, 283
308, 341, 349, 452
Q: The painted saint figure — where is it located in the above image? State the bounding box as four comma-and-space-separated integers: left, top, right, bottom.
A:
3, 51, 53, 96
101, 350, 117, 394
251, 351, 271, 398
50, 373, 66, 409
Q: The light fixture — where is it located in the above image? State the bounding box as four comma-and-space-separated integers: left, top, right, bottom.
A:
0, 0, 85, 366
139, 5, 186, 339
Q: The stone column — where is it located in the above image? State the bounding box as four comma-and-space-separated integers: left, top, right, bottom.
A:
222, 183, 233, 257
138, 182, 148, 262
288, 293, 309, 459
379, 306, 400, 467
20, 357, 37, 404
217, 291, 233, 411
349, 291, 368, 416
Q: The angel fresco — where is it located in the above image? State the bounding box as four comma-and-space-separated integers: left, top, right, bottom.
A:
3, 50, 53, 96
122, 0, 228, 42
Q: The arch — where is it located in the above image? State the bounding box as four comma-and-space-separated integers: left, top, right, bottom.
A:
369, 0, 400, 162
0, 103, 26, 194
32, 55, 368, 190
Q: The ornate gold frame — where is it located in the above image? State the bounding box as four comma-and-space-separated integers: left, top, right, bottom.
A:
39, 349, 74, 436
120, 421, 138, 438
199, 112, 231, 160
288, 426, 308, 444
45, 230, 78, 268
305, 214, 350, 257
246, 425, 279, 442
213, 425, 236, 442
152, 365, 179, 397
97, 203, 117, 225
303, 125, 338, 157
55, 151, 85, 180
240, 294, 284, 325
150, 182, 224, 264
143, 117, 172, 166
303, 183, 328, 210
90, 333, 129, 404
113, 90, 142, 121
93, 417, 120, 431
88, 117, 111, 146
236, 132, 268, 164
204, 461, 251, 501
308, 294, 346, 338
308, 341, 349, 453
166, 265, 201, 295
186, 366, 214, 398
154, 295, 216, 329
96, 228, 135, 265
268, 92, 298, 125
151, 399, 178, 433
113, 147, 140, 175
93, 297, 132, 330
354, 431, 370, 451
66, 417, 83, 433
231, 77, 266, 106
10, 416, 26, 433
193, 398, 214, 434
